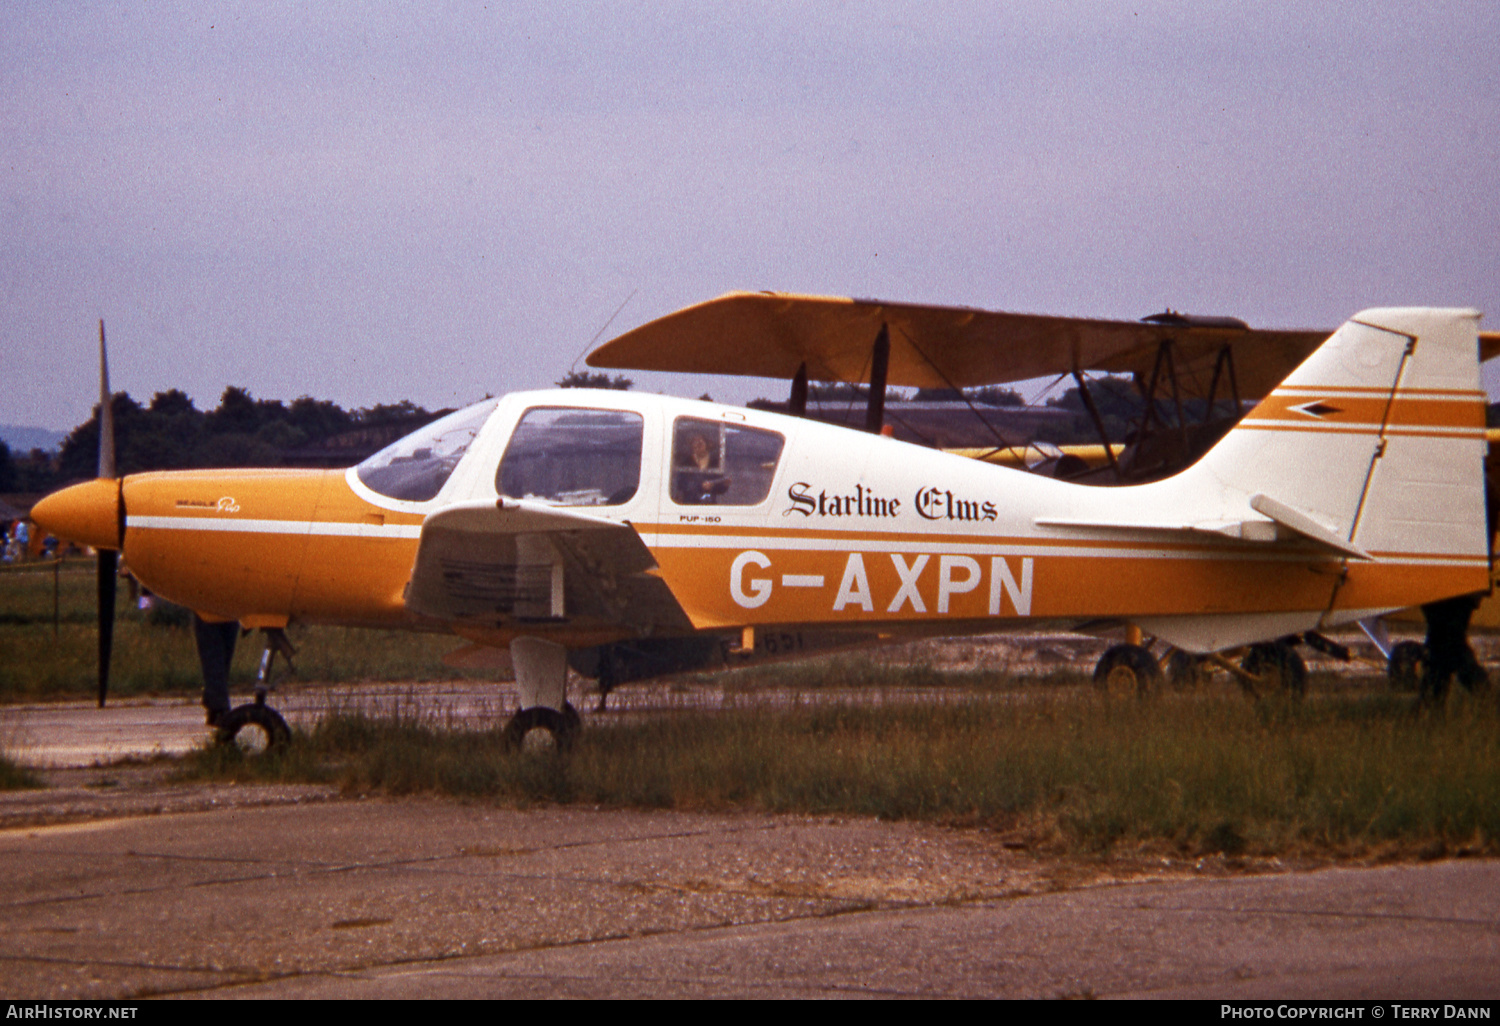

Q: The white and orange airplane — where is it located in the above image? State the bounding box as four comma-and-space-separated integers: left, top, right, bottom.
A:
32, 305, 1491, 749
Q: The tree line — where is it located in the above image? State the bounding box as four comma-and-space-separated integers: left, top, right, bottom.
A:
0, 371, 636, 496
0, 387, 444, 494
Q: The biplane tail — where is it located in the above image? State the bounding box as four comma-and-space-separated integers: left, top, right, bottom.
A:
1187, 307, 1488, 574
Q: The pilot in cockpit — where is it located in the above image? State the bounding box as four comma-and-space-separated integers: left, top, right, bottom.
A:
673, 432, 731, 504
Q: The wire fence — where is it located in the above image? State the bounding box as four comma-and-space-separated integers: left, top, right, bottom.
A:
0, 557, 89, 637
0, 557, 71, 575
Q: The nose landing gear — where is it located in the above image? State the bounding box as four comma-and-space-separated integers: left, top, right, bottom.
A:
211, 626, 293, 753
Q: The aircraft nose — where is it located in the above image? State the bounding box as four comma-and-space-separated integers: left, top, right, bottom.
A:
31, 478, 124, 551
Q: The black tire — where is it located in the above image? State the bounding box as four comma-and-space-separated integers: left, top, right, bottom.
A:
1241, 642, 1307, 698
1093, 644, 1163, 697
215, 702, 291, 754
1457, 658, 1490, 695
1387, 641, 1427, 692
502, 703, 580, 753
1166, 650, 1212, 691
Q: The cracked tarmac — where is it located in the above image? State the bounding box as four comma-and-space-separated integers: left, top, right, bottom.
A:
1, 784, 1497, 999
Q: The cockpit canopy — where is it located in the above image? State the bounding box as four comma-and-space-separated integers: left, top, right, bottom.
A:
357, 394, 789, 511
356, 398, 500, 502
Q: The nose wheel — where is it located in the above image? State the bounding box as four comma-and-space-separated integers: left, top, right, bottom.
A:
216, 699, 291, 754
213, 627, 294, 753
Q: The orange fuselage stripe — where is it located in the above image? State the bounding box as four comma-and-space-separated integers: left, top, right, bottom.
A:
119, 468, 1488, 637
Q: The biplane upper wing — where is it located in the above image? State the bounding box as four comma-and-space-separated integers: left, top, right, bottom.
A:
405, 498, 695, 635
588, 291, 1500, 399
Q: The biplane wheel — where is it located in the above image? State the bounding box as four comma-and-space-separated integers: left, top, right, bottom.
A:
215, 703, 291, 755
1093, 644, 1162, 697
1387, 641, 1427, 692
1241, 642, 1306, 698
1167, 650, 1212, 691
502, 703, 580, 754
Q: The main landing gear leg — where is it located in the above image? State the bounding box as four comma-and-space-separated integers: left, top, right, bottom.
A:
215, 627, 292, 753
193, 614, 239, 727
595, 645, 620, 713
504, 637, 580, 752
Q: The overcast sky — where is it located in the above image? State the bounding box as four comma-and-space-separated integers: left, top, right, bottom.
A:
4, 1, 1498, 431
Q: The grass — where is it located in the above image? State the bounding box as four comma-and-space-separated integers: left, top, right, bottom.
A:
177, 684, 1500, 860
0, 559, 493, 702
699, 648, 1088, 692
13, 558, 1499, 858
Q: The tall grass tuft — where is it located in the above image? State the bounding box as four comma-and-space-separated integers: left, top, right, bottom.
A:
177, 687, 1500, 858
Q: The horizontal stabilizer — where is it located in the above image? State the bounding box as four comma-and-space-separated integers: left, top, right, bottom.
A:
1247, 493, 1372, 561
1034, 492, 1373, 561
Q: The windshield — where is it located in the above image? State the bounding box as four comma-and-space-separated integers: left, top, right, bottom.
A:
356, 398, 499, 502
497, 407, 643, 506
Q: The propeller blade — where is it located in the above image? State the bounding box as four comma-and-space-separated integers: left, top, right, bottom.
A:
97, 548, 116, 708
98, 320, 115, 480
97, 319, 119, 706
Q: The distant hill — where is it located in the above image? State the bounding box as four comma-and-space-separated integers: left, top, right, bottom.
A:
0, 425, 65, 454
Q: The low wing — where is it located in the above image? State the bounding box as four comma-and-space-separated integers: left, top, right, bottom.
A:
405, 499, 694, 635
589, 292, 1500, 399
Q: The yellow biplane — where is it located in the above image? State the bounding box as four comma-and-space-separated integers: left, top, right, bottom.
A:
32, 303, 1493, 748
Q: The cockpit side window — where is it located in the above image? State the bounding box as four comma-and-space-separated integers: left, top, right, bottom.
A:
356, 398, 499, 503
670, 417, 784, 506
497, 407, 644, 506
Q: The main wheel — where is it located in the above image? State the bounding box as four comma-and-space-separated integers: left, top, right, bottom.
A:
502, 703, 580, 753
1387, 641, 1427, 692
215, 702, 291, 754
1241, 642, 1306, 698
1093, 644, 1163, 697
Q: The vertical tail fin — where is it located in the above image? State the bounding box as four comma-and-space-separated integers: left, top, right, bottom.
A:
1188, 307, 1488, 610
